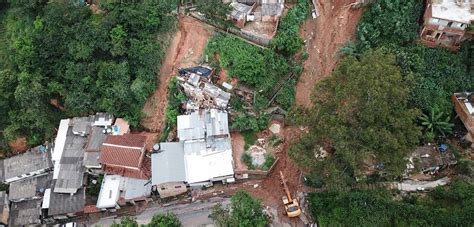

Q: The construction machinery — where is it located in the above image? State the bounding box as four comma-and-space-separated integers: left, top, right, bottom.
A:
279, 171, 302, 218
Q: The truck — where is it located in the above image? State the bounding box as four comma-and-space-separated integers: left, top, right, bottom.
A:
279, 171, 302, 218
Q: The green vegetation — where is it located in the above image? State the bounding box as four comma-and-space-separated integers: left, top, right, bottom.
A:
195, 0, 232, 27
148, 213, 182, 227
271, 0, 310, 56
111, 216, 139, 227
419, 106, 454, 138
161, 77, 186, 141
289, 50, 421, 190
262, 154, 275, 171
210, 190, 270, 227
206, 35, 289, 94
0, 2, 177, 148
309, 180, 474, 226
111, 213, 181, 227
86, 174, 104, 197
241, 152, 254, 169
356, 0, 472, 114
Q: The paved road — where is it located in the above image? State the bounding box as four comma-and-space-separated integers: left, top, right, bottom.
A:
395, 177, 450, 191
93, 197, 230, 226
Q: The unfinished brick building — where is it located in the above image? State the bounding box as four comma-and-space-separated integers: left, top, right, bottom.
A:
452, 92, 474, 147
420, 0, 473, 50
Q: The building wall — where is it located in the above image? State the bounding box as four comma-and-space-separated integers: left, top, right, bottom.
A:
420, 1, 469, 50
452, 95, 474, 144
4, 168, 51, 183
156, 182, 187, 198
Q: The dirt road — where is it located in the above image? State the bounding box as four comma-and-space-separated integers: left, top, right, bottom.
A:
295, 0, 363, 107
140, 16, 214, 133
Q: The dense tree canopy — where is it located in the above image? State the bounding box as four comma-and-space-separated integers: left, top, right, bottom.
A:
210, 190, 269, 227
355, 0, 472, 114
0, 1, 176, 146
289, 50, 421, 189
310, 180, 474, 226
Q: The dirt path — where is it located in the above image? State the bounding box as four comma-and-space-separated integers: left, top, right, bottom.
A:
140, 16, 214, 133
295, 0, 363, 107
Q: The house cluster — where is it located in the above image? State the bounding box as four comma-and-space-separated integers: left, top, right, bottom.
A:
177, 65, 232, 110
420, 0, 473, 50
226, 0, 285, 28
151, 66, 236, 198
0, 113, 154, 225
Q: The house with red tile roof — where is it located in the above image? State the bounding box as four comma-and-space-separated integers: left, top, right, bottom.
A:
99, 134, 151, 180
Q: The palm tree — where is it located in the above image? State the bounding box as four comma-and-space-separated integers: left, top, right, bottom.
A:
419, 107, 454, 137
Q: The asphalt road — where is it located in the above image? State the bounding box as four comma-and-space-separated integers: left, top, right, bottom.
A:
92, 197, 230, 226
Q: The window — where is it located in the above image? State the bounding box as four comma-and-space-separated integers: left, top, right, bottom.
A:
430, 18, 440, 24
160, 187, 166, 190
174, 185, 182, 189
447, 21, 453, 27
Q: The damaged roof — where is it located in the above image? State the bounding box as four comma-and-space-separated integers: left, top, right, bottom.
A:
9, 173, 53, 201
9, 200, 42, 226
3, 145, 53, 181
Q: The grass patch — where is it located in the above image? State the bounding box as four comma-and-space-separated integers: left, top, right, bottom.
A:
241, 152, 254, 170
262, 154, 275, 171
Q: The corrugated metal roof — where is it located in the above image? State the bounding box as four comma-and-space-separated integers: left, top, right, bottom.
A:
85, 127, 107, 152
177, 113, 206, 141
3, 145, 53, 181
9, 173, 53, 201
205, 109, 229, 138
151, 142, 186, 185
54, 129, 86, 193
48, 186, 85, 216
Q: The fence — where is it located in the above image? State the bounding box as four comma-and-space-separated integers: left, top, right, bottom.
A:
234, 157, 279, 180
189, 12, 271, 47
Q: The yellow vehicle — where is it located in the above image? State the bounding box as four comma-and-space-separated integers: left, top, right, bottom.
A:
280, 171, 302, 218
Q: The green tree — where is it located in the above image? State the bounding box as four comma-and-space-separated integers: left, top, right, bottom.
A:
419, 106, 454, 137
111, 216, 138, 227
290, 50, 421, 189
196, 0, 231, 26
210, 190, 269, 227
148, 213, 181, 227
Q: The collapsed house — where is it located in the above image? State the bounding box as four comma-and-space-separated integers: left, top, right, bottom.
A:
152, 109, 234, 197
420, 0, 473, 50
453, 92, 474, 147
406, 145, 457, 176
178, 66, 231, 110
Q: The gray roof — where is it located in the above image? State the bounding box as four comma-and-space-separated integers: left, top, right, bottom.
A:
85, 127, 107, 152
0, 160, 4, 182
9, 173, 53, 201
48, 186, 85, 216
183, 140, 207, 156
54, 128, 86, 193
205, 110, 229, 137
3, 145, 53, 181
230, 2, 253, 19
262, 2, 283, 16
206, 137, 232, 153
152, 142, 186, 185
0, 191, 5, 215
203, 83, 231, 108
9, 200, 42, 226
92, 112, 114, 126
83, 151, 101, 168
177, 112, 206, 141
71, 117, 91, 135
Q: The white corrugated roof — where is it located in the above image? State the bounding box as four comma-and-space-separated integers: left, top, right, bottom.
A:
52, 119, 70, 162
183, 139, 234, 185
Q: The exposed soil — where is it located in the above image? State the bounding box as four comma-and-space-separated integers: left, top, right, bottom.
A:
231, 132, 248, 171
8, 137, 28, 153
295, 0, 363, 107
140, 16, 214, 133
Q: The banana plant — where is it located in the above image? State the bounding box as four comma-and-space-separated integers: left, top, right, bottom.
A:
419, 107, 454, 137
